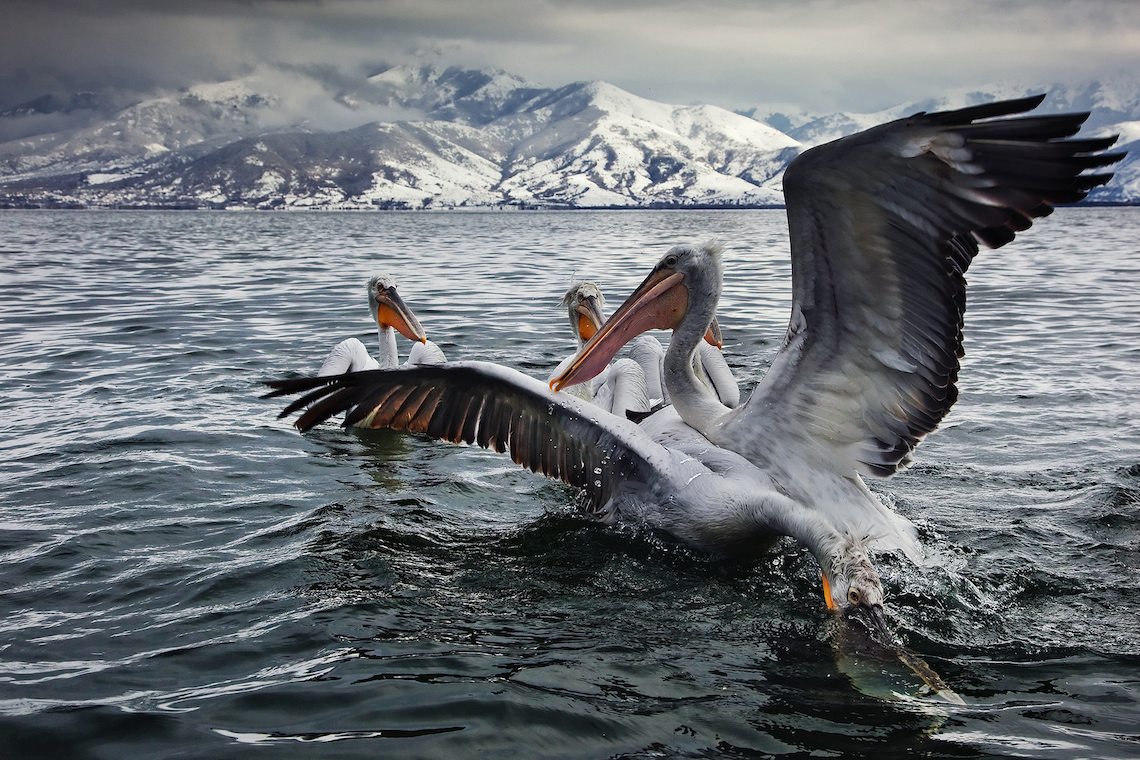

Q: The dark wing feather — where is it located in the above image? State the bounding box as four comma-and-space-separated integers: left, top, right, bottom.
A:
722, 95, 1125, 477
263, 361, 670, 515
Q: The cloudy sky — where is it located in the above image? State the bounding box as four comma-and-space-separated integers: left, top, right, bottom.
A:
3, 0, 1139, 115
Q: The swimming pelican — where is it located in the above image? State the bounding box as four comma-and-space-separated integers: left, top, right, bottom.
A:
628, 317, 740, 410
318, 274, 446, 376
266, 96, 1122, 646
552, 281, 738, 414
696, 318, 739, 408
548, 281, 652, 417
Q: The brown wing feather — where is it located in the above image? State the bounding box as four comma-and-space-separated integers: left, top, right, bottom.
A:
263, 362, 667, 514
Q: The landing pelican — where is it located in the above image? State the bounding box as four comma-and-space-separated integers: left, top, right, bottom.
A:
551, 95, 1123, 615
266, 96, 1122, 648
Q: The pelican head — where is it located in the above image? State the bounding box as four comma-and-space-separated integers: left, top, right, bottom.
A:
561, 281, 607, 343
551, 242, 723, 391
367, 274, 427, 344
822, 538, 892, 644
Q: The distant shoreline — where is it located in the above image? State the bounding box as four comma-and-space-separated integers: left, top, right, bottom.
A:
2, 202, 1136, 211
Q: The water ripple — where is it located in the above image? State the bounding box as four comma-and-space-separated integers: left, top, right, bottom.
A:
1, 209, 1139, 758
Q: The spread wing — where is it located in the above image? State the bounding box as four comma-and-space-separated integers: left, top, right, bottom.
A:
718, 95, 1124, 477
263, 361, 674, 514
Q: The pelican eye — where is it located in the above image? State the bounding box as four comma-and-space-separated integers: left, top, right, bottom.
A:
847, 589, 862, 605
663, 255, 678, 268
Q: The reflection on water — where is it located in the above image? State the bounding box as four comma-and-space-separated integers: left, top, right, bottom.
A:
1, 208, 1138, 758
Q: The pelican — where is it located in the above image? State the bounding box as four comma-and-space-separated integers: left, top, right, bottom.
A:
552, 281, 738, 415
628, 317, 739, 410
696, 318, 740, 408
548, 281, 653, 417
265, 96, 1122, 656
318, 274, 445, 377
551, 95, 1122, 614
553, 242, 922, 614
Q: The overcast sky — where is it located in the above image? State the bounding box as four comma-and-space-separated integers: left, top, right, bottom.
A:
3, 0, 1139, 114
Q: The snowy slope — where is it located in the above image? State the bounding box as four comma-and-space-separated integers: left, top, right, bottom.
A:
757, 77, 1140, 149
496, 82, 797, 206
748, 77, 1140, 203
0, 74, 301, 182
70, 121, 511, 209
0, 69, 803, 209
364, 65, 551, 126
1, 65, 1135, 208
1093, 120, 1140, 202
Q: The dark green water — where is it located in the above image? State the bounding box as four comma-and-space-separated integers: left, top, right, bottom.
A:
1, 209, 1138, 758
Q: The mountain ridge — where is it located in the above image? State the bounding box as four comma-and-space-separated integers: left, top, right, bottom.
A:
1, 64, 1135, 209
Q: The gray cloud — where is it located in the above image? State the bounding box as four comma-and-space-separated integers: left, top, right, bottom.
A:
3, 0, 1139, 114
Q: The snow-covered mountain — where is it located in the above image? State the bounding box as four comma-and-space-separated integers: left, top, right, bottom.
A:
1097, 120, 1140, 202
362, 65, 554, 126
488, 81, 796, 207
0, 65, 1135, 208
746, 76, 1140, 203
752, 76, 1140, 146
0, 65, 798, 209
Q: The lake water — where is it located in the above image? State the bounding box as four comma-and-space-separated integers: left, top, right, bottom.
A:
1, 208, 1138, 758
